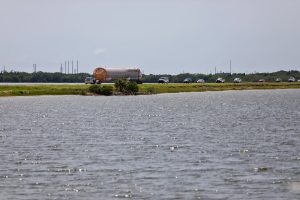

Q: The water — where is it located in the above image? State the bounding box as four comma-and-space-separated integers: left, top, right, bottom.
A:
0, 89, 300, 199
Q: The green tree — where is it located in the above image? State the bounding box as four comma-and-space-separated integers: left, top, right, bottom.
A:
114, 79, 127, 92
89, 85, 101, 94
125, 82, 139, 95
100, 85, 113, 96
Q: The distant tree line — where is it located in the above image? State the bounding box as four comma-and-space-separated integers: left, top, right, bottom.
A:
142, 70, 300, 83
0, 70, 299, 83
0, 71, 90, 83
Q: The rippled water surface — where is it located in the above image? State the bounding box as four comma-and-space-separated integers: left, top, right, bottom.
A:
0, 89, 300, 199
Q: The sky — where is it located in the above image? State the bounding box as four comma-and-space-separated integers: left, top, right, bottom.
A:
0, 0, 300, 74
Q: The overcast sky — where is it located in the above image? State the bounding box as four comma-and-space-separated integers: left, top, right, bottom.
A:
0, 0, 300, 74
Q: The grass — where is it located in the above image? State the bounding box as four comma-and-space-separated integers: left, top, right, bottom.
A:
138, 82, 300, 94
0, 84, 91, 96
0, 82, 299, 97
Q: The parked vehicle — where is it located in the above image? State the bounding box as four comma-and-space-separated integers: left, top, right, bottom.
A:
298, 79, 300, 82
93, 67, 142, 84
85, 77, 96, 84
216, 78, 225, 83
158, 77, 169, 83
196, 79, 205, 83
183, 78, 192, 83
233, 78, 242, 83
288, 77, 295, 82
258, 79, 266, 82
275, 78, 282, 82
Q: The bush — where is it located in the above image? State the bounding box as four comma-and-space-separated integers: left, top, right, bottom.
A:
89, 85, 101, 94
114, 79, 127, 92
125, 81, 139, 94
100, 85, 113, 96
89, 85, 113, 95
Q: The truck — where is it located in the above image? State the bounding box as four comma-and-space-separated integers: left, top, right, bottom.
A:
216, 78, 225, 83
233, 78, 242, 83
158, 77, 169, 83
84, 77, 96, 84
93, 68, 143, 84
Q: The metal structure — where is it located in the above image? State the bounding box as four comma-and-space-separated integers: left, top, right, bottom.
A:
93, 67, 142, 84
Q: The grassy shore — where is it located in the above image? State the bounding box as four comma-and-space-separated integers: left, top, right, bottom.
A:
0, 82, 299, 97
0, 84, 90, 96
139, 82, 300, 94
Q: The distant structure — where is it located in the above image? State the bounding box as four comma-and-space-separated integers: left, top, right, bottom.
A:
213, 60, 232, 75
61, 60, 79, 74
33, 64, 37, 73
77, 60, 79, 74
72, 60, 74, 74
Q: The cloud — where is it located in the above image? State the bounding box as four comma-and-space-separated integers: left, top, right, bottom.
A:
94, 48, 106, 55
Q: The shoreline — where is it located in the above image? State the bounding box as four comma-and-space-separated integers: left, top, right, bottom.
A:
0, 82, 299, 97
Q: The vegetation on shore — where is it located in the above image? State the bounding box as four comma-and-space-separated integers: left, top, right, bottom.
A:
88, 85, 114, 96
0, 71, 90, 83
0, 84, 89, 96
114, 79, 139, 95
0, 70, 299, 83
139, 82, 300, 94
0, 82, 299, 97
87, 79, 139, 95
142, 70, 300, 83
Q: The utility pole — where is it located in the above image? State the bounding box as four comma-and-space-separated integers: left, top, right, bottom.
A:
33, 64, 36, 73
68, 60, 69, 74
215, 66, 217, 75
72, 60, 73, 74
65, 61, 66, 74
230, 60, 232, 75
77, 60, 78, 74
